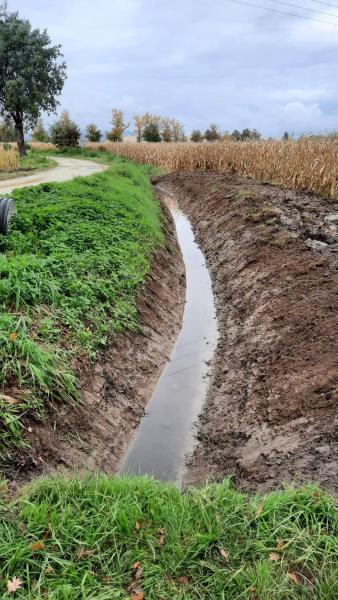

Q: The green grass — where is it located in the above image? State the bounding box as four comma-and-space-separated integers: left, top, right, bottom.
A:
0, 152, 163, 463
0, 475, 336, 599
19, 150, 56, 172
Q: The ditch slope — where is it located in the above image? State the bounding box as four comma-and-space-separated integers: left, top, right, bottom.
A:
2, 156, 185, 487
158, 172, 338, 495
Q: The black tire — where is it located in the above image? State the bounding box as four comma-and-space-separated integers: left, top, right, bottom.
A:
0, 197, 16, 235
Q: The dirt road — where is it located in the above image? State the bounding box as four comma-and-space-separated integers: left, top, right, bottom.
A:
0, 156, 106, 194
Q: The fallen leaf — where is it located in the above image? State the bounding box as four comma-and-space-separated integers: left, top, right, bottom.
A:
135, 521, 141, 530
133, 562, 141, 570
269, 552, 280, 562
0, 394, 20, 405
130, 593, 144, 600
7, 577, 23, 593
276, 539, 285, 549
44, 566, 54, 575
29, 541, 45, 551
178, 576, 189, 585
9, 332, 17, 342
75, 547, 96, 560
43, 523, 52, 540
158, 528, 165, 545
219, 548, 229, 561
288, 572, 301, 585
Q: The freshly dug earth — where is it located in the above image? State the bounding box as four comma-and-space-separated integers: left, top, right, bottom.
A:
157, 172, 338, 495
8, 201, 185, 487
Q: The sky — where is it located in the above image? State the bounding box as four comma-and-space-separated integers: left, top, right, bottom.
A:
9, 0, 338, 137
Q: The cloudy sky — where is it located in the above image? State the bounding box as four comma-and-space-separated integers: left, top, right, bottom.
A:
10, 0, 338, 137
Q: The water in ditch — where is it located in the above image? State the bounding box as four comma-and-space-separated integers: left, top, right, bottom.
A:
119, 191, 218, 484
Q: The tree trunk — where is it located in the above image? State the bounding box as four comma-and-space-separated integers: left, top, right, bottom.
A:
14, 118, 26, 157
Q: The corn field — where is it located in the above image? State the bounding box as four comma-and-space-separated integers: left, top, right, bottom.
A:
30, 142, 56, 151
88, 139, 338, 199
0, 143, 19, 172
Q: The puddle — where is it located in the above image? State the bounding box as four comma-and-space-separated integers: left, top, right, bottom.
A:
119, 190, 218, 484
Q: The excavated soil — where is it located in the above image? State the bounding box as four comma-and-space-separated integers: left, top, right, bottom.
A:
6, 200, 185, 488
158, 172, 338, 495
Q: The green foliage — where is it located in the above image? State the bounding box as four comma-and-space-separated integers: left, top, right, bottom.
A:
0, 115, 15, 142
231, 128, 262, 141
19, 150, 56, 171
31, 118, 50, 143
50, 111, 81, 147
0, 475, 337, 599
86, 123, 102, 143
0, 4, 66, 154
0, 153, 163, 460
143, 122, 161, 143
191, 129, 203, 142
204, 123, 221, 142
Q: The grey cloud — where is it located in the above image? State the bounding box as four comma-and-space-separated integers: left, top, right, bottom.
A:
9, 0, 338, 136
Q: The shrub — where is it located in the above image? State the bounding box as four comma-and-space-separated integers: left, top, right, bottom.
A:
50, 111, 81, 147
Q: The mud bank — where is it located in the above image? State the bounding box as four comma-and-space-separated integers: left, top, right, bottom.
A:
158, 172, 338, 495
9, 200, 185, 487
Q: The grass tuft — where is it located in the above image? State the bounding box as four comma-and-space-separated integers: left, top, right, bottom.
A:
0, 475, 336, 598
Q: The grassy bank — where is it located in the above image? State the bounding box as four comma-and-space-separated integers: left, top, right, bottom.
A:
19, 151, 56, 172
0, 153, 163, 464
0, 475, 337, 599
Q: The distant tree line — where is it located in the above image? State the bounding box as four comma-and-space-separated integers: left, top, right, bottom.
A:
190, 126, 262, 143
0, 105, 297, 149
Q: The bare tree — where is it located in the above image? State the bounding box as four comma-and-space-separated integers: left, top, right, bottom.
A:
134, 115, 144, 143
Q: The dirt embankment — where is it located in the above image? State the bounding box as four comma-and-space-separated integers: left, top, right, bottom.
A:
159, 172, 338, 495
8, 200, 185, 487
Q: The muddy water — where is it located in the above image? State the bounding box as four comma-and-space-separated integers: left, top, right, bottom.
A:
119, 191, 218, 484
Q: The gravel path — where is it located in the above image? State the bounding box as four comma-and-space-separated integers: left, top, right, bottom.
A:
0, 156, 106, 194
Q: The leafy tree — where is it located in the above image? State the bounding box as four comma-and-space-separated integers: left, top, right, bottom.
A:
107, 109, 129, 142
143, 123, 161, 143
50, 111, 80, 147
0, 115, 15, 142
31, 118, 50, 142
191, 130, 203, 142
282, 131, 290, 140
86, 123, 102, 142
241, 128, 252, 141
231, 129, 242, 141
251, 128, 261, 140
0, 2, 66, 155
204, 123, 221, 142
231, 128, 262, 141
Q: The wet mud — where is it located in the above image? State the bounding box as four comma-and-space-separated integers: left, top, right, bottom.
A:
158, 172, 338, 495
